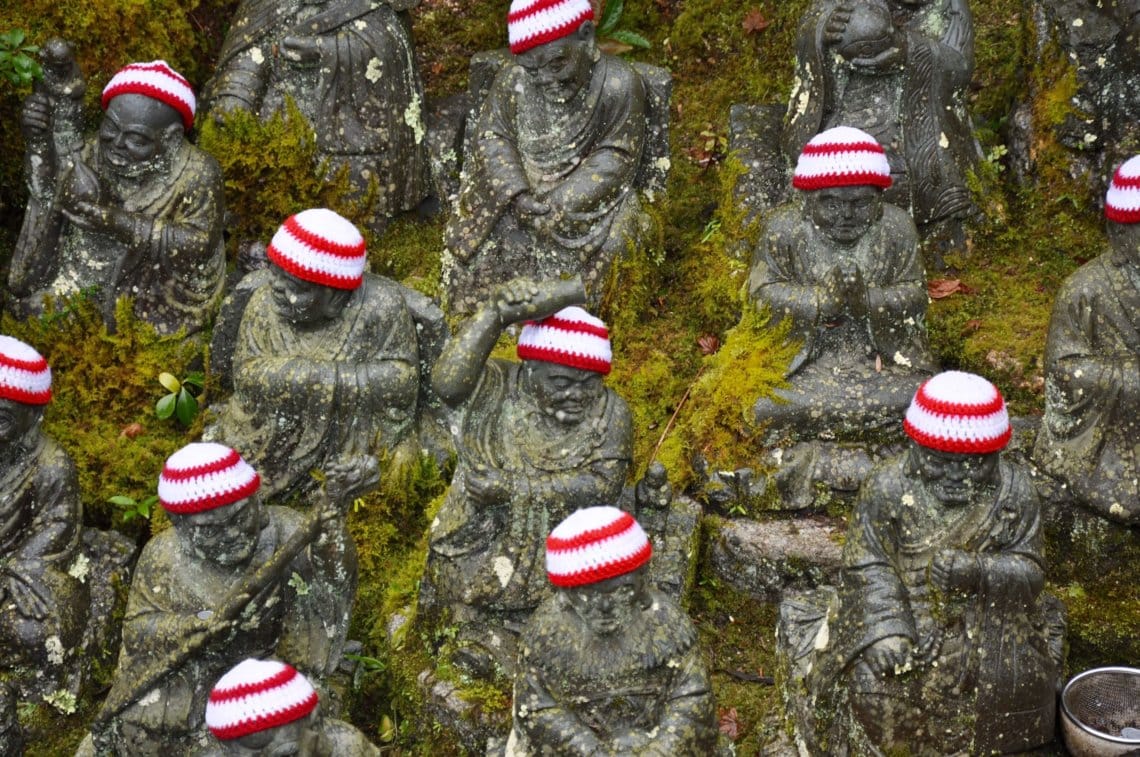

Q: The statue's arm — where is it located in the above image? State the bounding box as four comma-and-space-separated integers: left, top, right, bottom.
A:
514, 665, 605, 756
977, 475, 1046, 608
473, 73, 531, 203
866, 217, 925, 315
643, 648, 718, 755
148, 156, 225, 271
521, 456, 630, 511
749, 222, 831, 326
120, 545, 204, 653
13, 459, 81, 566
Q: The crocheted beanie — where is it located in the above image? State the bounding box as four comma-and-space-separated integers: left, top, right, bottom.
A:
517, 306, 612, 374
1105, 155, 1140, 224
508, 0, 594, 54
267, 208, 368, 290
0, 336, 51, 405
101, 61, 196, 131
205, 659, 318, 741
903, 371, 1011, 454
546, 506, 652, 587
792, 126, 892, 191
158, 442, 261, 515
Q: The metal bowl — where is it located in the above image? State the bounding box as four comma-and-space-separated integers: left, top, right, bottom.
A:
1061, 667, 1140, 757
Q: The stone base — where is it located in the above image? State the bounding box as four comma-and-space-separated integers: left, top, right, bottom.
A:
416, 668, 510, 754
727, 103, 789, 228
709, 517, 843, 602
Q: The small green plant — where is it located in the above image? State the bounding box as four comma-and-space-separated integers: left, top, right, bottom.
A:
0, 29, 40, 87
597, 0, 651, 54
107, 492, 158, 523
156, 371, 203, 426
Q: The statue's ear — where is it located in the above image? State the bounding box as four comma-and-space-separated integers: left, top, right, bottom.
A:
162, 122, 185, 151
577, 20, 596, 44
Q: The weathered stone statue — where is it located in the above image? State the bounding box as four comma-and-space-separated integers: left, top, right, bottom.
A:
207, 209, 420, 501
0, 336, 88, 696
442, 0, 668, 315
204, 0, 430, 231
419, 280, 632, 677
750, 127, 934, 443
9, 57, 225, 336
1035, 156, 1140, 524
0, 683, 22, 757
506, 506, 720, 756
83, 442, 375, 755
197, 658, 379, 756
779, 372, 1062, 755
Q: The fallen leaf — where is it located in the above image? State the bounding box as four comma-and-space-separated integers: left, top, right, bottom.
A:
698, 333, 720, 355
119, 422, 145, 439
718, 707, 741, 740
928, 278, 972, 299
743, 7, 771, 34
961, 318, 983, 335
875, 353, 883, 372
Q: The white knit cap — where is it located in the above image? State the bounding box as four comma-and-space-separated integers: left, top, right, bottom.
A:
267, 208, 367, 290
508, 0, 594, 54
205, 659, 318, 741
903, 371, 1011, 454
546, 506, 651, 587
101, 60, 196, 131
158, 442, 261, 515
1106, 155, 1140, 224
517, 306, 612, 374
793, 126, 892, 191
0, 336, 51, 406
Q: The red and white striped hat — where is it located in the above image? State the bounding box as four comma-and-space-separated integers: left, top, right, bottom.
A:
0, 336, 51, 405
903, 371, 1011, 454
508, 0, 594, 54
546, 506, 652, 587
517, 306, 612, 374
267, 208, 368, 290
1105, 155, 1140, 224
793, 126, 892, 191
158, 442, 261, 515
205, 659, 318, 741
101, 61, 196, 131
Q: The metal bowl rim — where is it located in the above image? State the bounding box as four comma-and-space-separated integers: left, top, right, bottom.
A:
1061, 666, 1140, 746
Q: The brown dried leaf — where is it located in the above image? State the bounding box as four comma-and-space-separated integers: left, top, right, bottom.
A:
718, 707, 741, 740
698, 333, 720, 355
928, 278, 972, 299
961, 318, 983, 335
743, 8, 771, 34
119, 422, 145, 439
875, 353, 883, 372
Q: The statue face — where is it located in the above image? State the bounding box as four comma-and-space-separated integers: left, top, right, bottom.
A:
171, 495, 262, 567
910, 444, 999, 506
0, 398, 40, 450
1108, 220, 1140, 264
99, 94, 182, 179
525, 361, 604, 426
564, 568, 649, 636
270, 267, 349, 327
225, 713, 314, 755
516, 23, 597, 104
807, 185, 883, 245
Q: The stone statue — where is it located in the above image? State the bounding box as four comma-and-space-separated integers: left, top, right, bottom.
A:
784, 0, 981, 263
83, 442, 376, 755
1034, 156, 1140, 524
779, 372, 1063, 755
0, 683, 22, 757
506, 506, 720, 756
442, 0, 669, 315
196, 658, 379, 756
0, 336, 89, 696
749, 126, 934, 443
419, 279, 632, 677
204, 0, 430, 232
207, 209, 420, 501
9, 57, 225, 336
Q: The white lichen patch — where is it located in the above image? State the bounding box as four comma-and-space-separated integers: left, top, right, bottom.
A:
45, 635, 65, 666
812, 615, 830, 650
138, 688, 161, 707
1110, 503, 1127, 518
250, 47, 265, 65
1083, 133, 1098, 144
365, 57, 383, 83
404, 93, 425, 144
43, 689, 77, 715
901, 493, 916, 507
68, 552, 90, 583
939, 132, 950, 149
1072, 17, 1084, 26
355, 19, 368, 30
893, 351, 912, 367
493, 556, 515, 588
654, 156, 671, 173
288, 571, 310, 596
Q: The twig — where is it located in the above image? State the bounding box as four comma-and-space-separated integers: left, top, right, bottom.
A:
648, 365, 705, 463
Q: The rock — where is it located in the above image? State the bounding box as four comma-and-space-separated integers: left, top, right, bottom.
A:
709, 517, 843, 602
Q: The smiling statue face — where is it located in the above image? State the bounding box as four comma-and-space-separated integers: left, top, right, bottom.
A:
911, 444, 1000, 506
270, 266, 349, 327
526, 361, 604, 426
0, 398, 40, 450
563, 568, 648, 636
516, 23, 597, 104
807, 184, 884, 245
99, 94, 182, 179
171, 496, 262, 567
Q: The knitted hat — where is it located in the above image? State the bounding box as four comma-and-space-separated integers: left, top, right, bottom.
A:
205, 659, 318, 741
903, 371, 1011, 454
0, 336, 51, 405
101, 61, 196, 131
1105, 155, 1140, 224
517, 306, 612, 374
546, 506, 651, 587
793, 126, 892, 191
158, 442, 261, 515
267, 208, 367, 290
508, 0, 594, 54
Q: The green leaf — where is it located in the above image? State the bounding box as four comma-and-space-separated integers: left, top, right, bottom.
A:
158, 372, 181, 393
156, 393, 176, 420
182, 371, 205, 390
610, 30, 651, 49
107, 495, 137, 506
599, 0, 624, 34
175, 389, 199, 426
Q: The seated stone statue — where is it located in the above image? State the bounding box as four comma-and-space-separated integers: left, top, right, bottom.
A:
780, 372, 1062, 755
203, 0, 429, 231
207, 208, 420, 501
442, 0, 665, 315
506, 506, 720, 755
419, 280, 632, 676
0, 336, 88, 694
749, 126, 934, 442
1034, 156, 1140, 524
197, 658, 379, 756
9, 57, 224, 336
83, 443, 375, 755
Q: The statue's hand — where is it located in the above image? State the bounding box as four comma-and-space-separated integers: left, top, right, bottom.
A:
819, 267, 846, 320
466, 464, 511, 506
849, 45, 904, 72
513, 192, 551, 218
321, 456, 381, 515
823, 4, 854, 45
281, 35, 322, 67
492, 277, 542, 324
635, 461, 672, 511
930, 548, 980, 594
2, 570, 48, 621
863, 635, 913, 677
21, 90, 51, 142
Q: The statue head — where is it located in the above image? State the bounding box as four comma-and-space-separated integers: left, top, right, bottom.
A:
1106, 155, 1140, 263
159, 442, 264, 567
836, 0, 894, 60
508, 0, 599, 104
206, 659, 320, 755
99, 61, 195, 179
794, 126, 891, 245
903, 371, 1010, 506
518, 306, 611, 426
266, 208, 366, 327
0, 335, 51, 452
546, 506, 653, 636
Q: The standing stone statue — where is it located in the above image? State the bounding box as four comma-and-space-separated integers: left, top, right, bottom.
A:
1035, 155, 1140, 524
506, 506, 720, 756
442, 0, 667, 315
749, 127, 934, 442
207, 209, 420, 501
9, 58, 225, 336
419, 280, 632, 677
204, 0, 430, 231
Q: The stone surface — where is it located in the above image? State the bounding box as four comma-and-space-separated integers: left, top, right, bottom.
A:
710, 517, 843, 602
